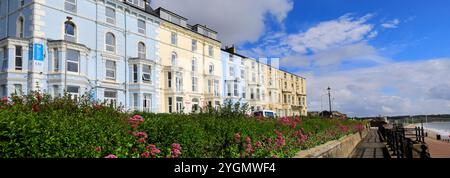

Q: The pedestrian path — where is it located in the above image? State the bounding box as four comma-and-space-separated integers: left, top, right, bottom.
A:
349, 128, 389, 158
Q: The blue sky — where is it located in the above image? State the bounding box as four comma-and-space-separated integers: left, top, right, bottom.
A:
153, 0, 450, 117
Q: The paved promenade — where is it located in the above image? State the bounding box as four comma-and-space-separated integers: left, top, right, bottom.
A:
349, 128, 389, 158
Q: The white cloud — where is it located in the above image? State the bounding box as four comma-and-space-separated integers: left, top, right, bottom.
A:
287, 14, 375, 54
305, 58, 450, 117
151, 0, 294, 46
381, 19, 400, 29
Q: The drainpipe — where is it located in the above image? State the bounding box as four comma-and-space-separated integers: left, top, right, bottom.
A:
6, 0, 9, 36
124, 8, 128, 109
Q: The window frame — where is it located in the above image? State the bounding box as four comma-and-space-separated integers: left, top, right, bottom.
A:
138, 42, 146, 59
105, 60, 116, 81
17, 17, 24, 38
66, 49, 80, 73
171, 32, 177, 45
142, 64, 152, 84
138, 19, 146, 34
14, 46, 23, 71
105, 6, 116, 25
64, 21, 77, 42
105, 32, 116, 53
64, 0, 77, 13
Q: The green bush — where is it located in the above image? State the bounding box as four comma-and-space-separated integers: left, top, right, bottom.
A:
0, 92, 367, 158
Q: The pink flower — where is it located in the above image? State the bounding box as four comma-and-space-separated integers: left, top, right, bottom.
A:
272, 155, 278, 158
267, 138, 273, 145
255, 141, 262, 148
95, 147, 102, 152
235, 133, 241, 143
171, 143, 182, 158
104, 154, 117, 158
134, 132, 148, 139
245, 136, 252, 144
146, 144, 161, 157
128, 115, 145, 128
141, 152, 150, 158
138, 137, 146, 144
245, 144, 254, 154
275, 130, 285, 147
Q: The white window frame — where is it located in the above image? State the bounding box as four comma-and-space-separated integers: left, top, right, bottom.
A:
66, 49, 80, 73
67, 86, 80, 100
192, 77, 198, 92
229, 66, 234, 77
53, 48, 60, 72
104, 90, 117, 106
171, 32, 177, 45
192, 40, 197, 52
17, 17, 24, 38
105, 7, 116, 25
64, 21, 77, 42
105, 32, 116, 53
142, 65, 152, 84
138, 42, 146, 59
138, 19, 146, 34
14, 84, 22, 95
143, 94, 152, 112
14, 46, 22, 71
105, 60, 116, 81
208, 45, 214, 57
208, 63, 214, 75
65, 0, 77, 13
192, 58, 197, 72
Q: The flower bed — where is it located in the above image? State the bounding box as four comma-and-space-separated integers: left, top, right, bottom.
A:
0, 93, 366, 158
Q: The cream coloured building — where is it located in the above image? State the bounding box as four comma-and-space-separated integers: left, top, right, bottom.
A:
155, 8, 222, 113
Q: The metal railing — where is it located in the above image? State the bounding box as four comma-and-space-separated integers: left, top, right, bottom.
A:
379, 123, 431, 159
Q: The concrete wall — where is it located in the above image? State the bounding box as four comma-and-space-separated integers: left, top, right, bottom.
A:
294, 132, 368, 158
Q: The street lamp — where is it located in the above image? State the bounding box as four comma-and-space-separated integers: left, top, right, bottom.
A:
327, 87, 332, 118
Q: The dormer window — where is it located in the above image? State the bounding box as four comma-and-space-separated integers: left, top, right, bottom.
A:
126, 0, 146, 9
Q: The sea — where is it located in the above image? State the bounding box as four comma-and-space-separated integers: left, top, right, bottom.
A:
417, 122, 450, 139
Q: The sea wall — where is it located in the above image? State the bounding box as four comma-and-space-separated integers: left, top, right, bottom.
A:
294, 131, 367, 158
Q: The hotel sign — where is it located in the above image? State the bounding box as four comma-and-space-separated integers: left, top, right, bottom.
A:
33, 43, 44, 61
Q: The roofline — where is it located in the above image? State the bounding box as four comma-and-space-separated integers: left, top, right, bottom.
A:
221, 49, 306, 80
155, 7, 188, 21
118, 2, 221, 43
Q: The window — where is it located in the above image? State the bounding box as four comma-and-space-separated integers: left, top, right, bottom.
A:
53, 85, 60, 98
67, 86, 80, 100
64, 21, 76, 42
241, 59, 245, 66
133, 93, 138, 109
105, 7, 116, 24
227, 83, 232, 96
143, 94, 152, 112
229, 54, 234, 62
65, 0, 77, 13
133, 65, 138, 83
14, 84, 22, 95
208, 45, 214, 56
171, 32, 177, 45
214, 80, 220, 97
252, 73, 256, 82
192, 40, 197, 52
138, 42, 146, 59
241, 70, 245, 79
20, 0, 25, 7
53, 49, 60, 72
256, 89, 260, 100
105, 60, 116, 80
1, 85, 6, 97
142, 65, 151, 83
242, 87, 246, 99
105, 32, 116, 52
234, 83, 238, 97
208, 63, 214, 74
191, 58, 197, 72
127, 0, 145, 9
2, 47, 7, 71
171, 52, 177, 66
138, 19, 146, 34
15, 46, 22, 71
104, 90, 117, 106
229, 67, 234, 77
17, 17, 24, 38
207, 80, 212, 94
168, 97, 173, 113
175, 72, 183, 92
66, 49, 80, 73
252, 62, 255, 69
192, 77, 198, 92
168, 72, 172, 88
251, 88, 255, 99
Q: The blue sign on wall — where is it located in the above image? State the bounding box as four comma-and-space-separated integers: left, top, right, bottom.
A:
34, 44, 44, 61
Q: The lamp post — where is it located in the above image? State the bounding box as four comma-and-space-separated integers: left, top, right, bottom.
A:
327, 87, 332, 118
